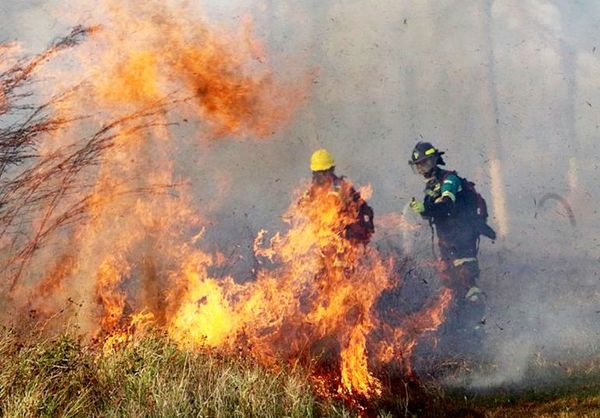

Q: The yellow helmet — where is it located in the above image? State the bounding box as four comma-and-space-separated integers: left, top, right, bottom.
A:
310, 148, 335, 171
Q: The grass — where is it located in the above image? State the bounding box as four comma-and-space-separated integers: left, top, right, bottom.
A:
424, 359, 600, 418
0, 327, 356, 418
445, 386, 600, 418
2, 327, 600, 418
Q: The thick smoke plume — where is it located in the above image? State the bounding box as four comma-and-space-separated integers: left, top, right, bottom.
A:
1, 0, 600, 393
0, 0, 301, 326
0, 0, 453, 401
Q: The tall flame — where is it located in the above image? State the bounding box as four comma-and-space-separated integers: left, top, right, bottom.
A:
3, 0, 453, 403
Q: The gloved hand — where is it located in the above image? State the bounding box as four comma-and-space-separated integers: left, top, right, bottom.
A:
465, 286, 483, 302
409, 197, 425, 214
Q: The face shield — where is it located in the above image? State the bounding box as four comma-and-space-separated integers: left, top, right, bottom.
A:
410, 156, 437, 176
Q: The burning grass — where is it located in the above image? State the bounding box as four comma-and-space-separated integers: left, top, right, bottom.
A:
0, 5, 454, 412
7, 3, 589, 417
4, 327, 599, 417
0, 326, 354, 418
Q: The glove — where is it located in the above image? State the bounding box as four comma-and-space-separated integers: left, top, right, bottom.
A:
409, 198, 425, 214
465, 286, 483, 302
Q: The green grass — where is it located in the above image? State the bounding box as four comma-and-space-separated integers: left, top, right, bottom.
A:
0, 327, 356, 418
3, 327, 600, 418
425, 361, 600, 418
442, 388, 600, 417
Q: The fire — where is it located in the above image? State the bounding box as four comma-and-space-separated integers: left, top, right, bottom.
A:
340, 324, 382, 396
97, 51, 161, 104
3, 0, 299, 340
96, 258, 128, 332
169, 261, 239, 348
375, 287, 453, 371
80, 0, 296, 136
164, 180, 392, 396
103, 311, 155, 353
2, 0, 453, 406
163, 178, 451, 398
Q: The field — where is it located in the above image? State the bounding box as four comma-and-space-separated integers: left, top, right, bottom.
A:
2, 327, 600, 418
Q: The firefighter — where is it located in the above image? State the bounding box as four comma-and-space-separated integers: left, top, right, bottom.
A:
305, 148, 374, 244
302, 150, 375, 363
408, 141, 495, 353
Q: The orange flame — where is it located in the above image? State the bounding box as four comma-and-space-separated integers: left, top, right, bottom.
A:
4, 0, 454, 404
96, 258, 128, 332
162, 177, 451, 398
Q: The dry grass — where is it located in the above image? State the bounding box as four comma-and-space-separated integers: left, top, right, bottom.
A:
2, 327, 600, 418
0, 327, 356, 418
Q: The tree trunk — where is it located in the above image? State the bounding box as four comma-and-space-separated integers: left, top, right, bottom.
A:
480, 0, 509, 238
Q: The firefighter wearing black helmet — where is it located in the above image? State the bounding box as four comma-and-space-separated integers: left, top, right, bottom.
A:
408, 141, 495, 352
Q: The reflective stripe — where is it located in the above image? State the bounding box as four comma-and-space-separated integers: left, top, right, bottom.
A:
425, 148, 436, 156
465, 286, 482, 300
443, 179, 454, 185
441, 190, 456, 202
452, 257, 477, 267
426, 189, 440, 198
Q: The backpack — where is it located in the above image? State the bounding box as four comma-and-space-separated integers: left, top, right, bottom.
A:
445, 172, 496, 240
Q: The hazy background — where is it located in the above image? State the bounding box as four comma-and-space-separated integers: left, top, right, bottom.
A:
2, 0, 600, 388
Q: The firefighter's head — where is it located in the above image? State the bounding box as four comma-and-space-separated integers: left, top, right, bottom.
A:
408, 141, 445, 177
310, 148, 335, 184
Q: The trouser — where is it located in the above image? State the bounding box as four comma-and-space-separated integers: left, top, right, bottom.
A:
440, 258, 480, 295
437, 258, 486, 356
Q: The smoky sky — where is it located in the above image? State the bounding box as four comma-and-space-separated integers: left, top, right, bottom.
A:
2, 0, 600, 388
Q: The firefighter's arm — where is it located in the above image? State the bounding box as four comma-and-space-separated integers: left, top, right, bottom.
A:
422, 196, 452, 217
410, 198, 426, 216
345, 191, 374, 242
422, 174, 461, 217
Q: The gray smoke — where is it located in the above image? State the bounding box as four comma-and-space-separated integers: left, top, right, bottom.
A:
2, 0, 600, 390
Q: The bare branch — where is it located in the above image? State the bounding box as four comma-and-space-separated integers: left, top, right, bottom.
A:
0, 27, 182, 291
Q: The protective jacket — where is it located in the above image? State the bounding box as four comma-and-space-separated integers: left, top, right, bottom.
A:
420, 167, 479, 262
306, 174, 374, 243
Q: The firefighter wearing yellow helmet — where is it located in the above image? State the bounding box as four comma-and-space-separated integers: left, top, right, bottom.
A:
310, 148, 335, 172
304, 148, 374, 243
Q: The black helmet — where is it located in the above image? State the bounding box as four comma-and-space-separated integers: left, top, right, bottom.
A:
408, 141, 445, 166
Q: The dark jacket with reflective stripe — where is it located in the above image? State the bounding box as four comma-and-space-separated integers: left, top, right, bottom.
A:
421, 168, 479, 260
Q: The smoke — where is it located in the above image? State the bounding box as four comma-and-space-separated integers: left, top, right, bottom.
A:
2, 0, 600, 391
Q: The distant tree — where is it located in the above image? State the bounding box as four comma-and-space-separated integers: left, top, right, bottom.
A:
479, 0, 509, 237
